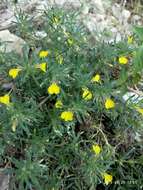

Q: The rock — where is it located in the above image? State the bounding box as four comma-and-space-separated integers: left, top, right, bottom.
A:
123, 92, 143, 103
49, 0, 81, 8
2, 82, 13, 90
0, 173, 10, 190
112, 3, 122, 20
81, 0, 105, 15
122, 9, 131, 21
112, 3, 131, 23
34, 31, 47, 39
0, 0, 48, 31
0, 8, 15, 31
131, 14, 142, 25
0, 30, 26, 55
82, 4, 90, 15
89, 0, 105, 14
80, 1, 132, 42
0, 0, 8, 10
133, 15, 141, 21
0, 0, 142, 45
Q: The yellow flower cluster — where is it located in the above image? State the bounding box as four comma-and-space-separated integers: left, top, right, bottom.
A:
47, 83, 74, 121
81, 73, 101, 101
8, 50, 49, 79
91, 145, 113, 185
5, 48, 125, 125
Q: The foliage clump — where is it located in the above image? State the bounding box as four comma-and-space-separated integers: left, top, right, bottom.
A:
0, 7, 143, 190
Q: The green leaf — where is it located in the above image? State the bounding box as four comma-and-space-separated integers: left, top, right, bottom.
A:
133, 45, 143, 73
134, 26, 143, 41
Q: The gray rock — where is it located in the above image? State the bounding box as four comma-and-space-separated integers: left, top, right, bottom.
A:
0, 173, 10, 190
89, 0, 105, 14
0, 0, 8, 10
123, 92, 143, 103
49, 0, 81, 8
34, 31, 47, 39
0, 30, 26, 55
2, 82, 13, 90
0, 8, 15, 31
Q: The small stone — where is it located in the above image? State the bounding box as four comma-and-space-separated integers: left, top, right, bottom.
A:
90, 0, 105, 14
132, 15, 141, 21
2, 82, 13, 90
34, 31, 47, 39
112, 3, 121, 19
122, 9, 131, 21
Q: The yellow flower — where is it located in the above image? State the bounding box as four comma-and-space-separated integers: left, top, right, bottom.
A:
91, 74, 101, 83
60, 111, 74, 121
35, 62, 47, 72
92, 144, 101, 155
118, 56, 128, 64
55, 100, 63, 108
105, 98, 115, 109
39, 50, 49, 58
127, 36, 133, 44
82, 88, 92, 100
0, 94, 10, 106
136, 107, 143, 115
9, 68, 21, 79
48, 83, 60, 95
103, 173, 113, 185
